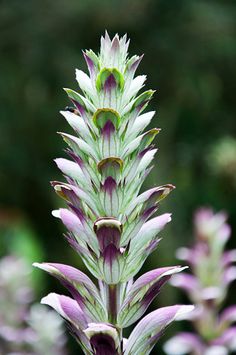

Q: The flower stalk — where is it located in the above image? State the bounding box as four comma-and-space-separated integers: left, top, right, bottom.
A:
34, 32, 193, 354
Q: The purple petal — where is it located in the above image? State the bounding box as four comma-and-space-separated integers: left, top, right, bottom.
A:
83, 51, 95, 75
164, 332, 205, 355
72, 99, 86, 116
213, 327, 236, 349
101, 177, 119, 216
130, 213, 172, 253
222, 250, 236, 267
94, 217, 122, 252
118, 266, 187, 327
34, 263, 106, 321
104, 74, 117, 92
41, 293, 88, 328
125, 55, 144, 81
131, 266, 187, 293
124, 305, 194, 355
52, 208, 82, 234
41, 293, 90, 350
102, 176, 117, 195
101, 244, 124, 284
126, 184, 175, 217
52, 182, 82, 209
170, 273, 199, 294
101, 120, 115, 138
219, 306, 236, 328
224, 266, 236, 286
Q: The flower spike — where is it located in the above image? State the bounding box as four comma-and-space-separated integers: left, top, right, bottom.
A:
164, 208, 236, 355
34, 33, 193, 354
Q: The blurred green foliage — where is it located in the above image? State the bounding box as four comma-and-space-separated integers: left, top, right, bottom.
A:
1, 0, 236, 353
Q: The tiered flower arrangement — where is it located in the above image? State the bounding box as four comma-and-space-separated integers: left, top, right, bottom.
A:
34, 32, 193, 354
164, 208, 236, 355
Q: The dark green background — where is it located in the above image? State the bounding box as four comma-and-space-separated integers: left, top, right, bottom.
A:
1, 0, 236, 353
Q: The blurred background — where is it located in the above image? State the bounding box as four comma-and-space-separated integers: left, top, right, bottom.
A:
0, 0, 236, 353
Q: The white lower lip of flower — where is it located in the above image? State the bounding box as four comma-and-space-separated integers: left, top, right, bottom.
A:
84, 323, 120, 348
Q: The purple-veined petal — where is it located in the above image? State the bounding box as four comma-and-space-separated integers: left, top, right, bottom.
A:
52, 181, 82, 210
164, 332, 205, 355
121, 185, 174, 246
99, 120, 119, 158
101, 176, 120, 216
55, 158, 87, 185
218, 306, 236, 329
122, 127, 160, 158
54, 183, 100, 217
122, 238, 162, 281
222, 249, 236, 267
83, 49, 99, 80
52, 208, 82, 233
65, 233, 101, 279
212, 327, 236, 350
118, 266, 187, 327
52, 208, 99, 254
125, 111, 155, 141
125, 149, 157, 186
129, 213, 171, 256
124, 54, 143, 85
41, 293, 87, 327
59, 132, 99, 161
41, 293, 91, 351
223, 266, 236, 286
93, 108, 120, 131
60, 110, 95, 143
33, 263, 107, 322
99, 244, 125, 285
124, 305, 194, 355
